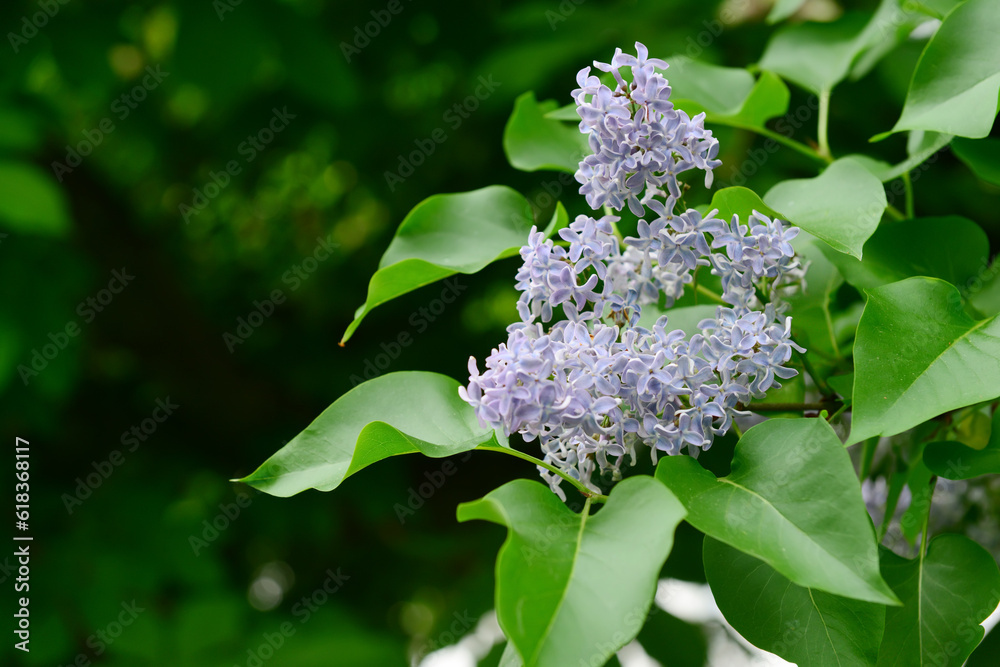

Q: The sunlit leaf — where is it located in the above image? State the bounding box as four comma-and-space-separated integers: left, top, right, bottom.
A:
656, 418, 899, 605
238, 372, 502, 496
874, 0, 1000, 140
849, 278, 1000, 444
764, 158, 887, 259
458, 476, 685, 667
342, 186, 566, 343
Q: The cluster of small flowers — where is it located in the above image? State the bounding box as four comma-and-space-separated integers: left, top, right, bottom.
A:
460, 43, 807, 499
573, 42, 721, 217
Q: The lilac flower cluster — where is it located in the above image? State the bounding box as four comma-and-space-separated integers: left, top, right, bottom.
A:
573, 42, 722, 217
460, 43, 807, 499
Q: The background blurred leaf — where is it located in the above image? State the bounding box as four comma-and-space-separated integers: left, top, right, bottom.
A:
875, 0, 1000, 140
822, 216, 989, 291
0, 161, 71, 236
925, 410, 1000, 480
953, 137, 1000, 186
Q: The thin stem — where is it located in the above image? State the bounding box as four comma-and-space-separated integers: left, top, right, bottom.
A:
797, 350, 835, 397
477, 445, 609, 503
826, 402, 848, 422
920, 477, 937, 559
822, 301, 843, 361
695, 283, 727, 305
817, 89, 832, 161
902, 172, 915, 219
886, 204, 906, 221
752, 126, 832, 165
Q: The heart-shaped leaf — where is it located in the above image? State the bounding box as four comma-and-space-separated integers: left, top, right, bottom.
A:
849, 278, 1000, 444
924, 410, 1000, 480
760, 3, 920, 95
667, 60, 790, 132
704, 537, 884, 666
342, 186, 566, 343
503, 92, 589, 173
656, 418, 899, 605
708, 186, 784, 224
878, 535, 1000, 666
458, 476, 685, 667
764, 158, 887, 259
237, 372, 502, 496
874, 0, 1000, 140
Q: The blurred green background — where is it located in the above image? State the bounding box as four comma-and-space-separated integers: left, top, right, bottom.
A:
1, 0, 997, 665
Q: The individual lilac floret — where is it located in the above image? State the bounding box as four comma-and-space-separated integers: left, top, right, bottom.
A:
573, 42, 722, 217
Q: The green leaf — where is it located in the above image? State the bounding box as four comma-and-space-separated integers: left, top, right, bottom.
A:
785, 231, 851, 371
503, 92, 589, 173
875, 0, 1000, 140
457, 476, 685, 667
708, 186, 784, 223
342, 186, 566, 343
0, 107, 43, 153
764, 158, 887, 259
672, 66, 790, 131
636, 304, 716, 336
0, 161, 71, 236
878, 535, 1000, 666
953, 137, 1000, 186
870, 132, 954, 182
759, 3, 918, 95
924, 410, 1000, 480
704, 537, 884, 666
635, 607, 708, 667
849, 278, 1000, 445
237, 372, 502, 497
822, 216, 989, 291
656, 418, 899, 605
